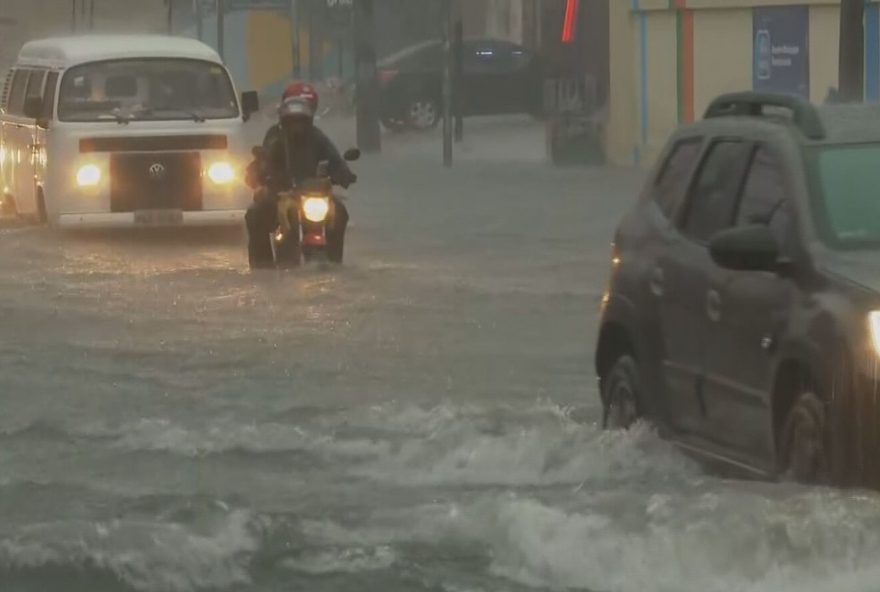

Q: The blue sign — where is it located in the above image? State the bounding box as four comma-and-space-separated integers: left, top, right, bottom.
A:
753, 6, 810, 98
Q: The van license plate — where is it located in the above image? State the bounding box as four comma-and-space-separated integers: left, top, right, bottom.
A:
134, 209, 183, 226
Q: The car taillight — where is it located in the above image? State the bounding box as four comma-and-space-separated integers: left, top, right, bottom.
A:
378, 69, 399, 84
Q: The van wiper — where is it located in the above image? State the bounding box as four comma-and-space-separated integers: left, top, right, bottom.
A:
186, 110, 207, 123
123, 106, 206, 123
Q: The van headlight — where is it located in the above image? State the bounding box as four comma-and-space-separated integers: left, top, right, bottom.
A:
76, 164, 101, 187
207, 161, 235, 185
302, 196, 330, 222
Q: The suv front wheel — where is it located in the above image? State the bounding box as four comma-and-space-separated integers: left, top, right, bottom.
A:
602, 355, 642, 430
779, 392, 829, 484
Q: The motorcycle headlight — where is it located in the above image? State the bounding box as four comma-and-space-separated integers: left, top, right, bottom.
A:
869, 311, 880, 356
302, 196, 330, 223
76, 164, 101, 187
207, 161, 235, 185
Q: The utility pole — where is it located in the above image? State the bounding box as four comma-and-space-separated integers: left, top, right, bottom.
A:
217, 0, 225, 59
442, 0, 454, 166
71, 0, 77, 32
89, 0, 95, 29
195, 0, 204, 40
453, 12, 463, 143
839, 0, 865, 102
167, 0, 174, 33
289, 0, 300, 79
354, 0, 381, 153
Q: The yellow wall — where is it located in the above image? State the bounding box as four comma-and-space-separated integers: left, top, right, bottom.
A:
643, 11, 679, 167
808, 5, 839, 103
607, 0, 843, 168
692, 8, 753, 119
606, 0, 636, 165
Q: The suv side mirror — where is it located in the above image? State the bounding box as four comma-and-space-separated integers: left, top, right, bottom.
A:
343, 148, 361, 162
241, 91, 260, 121
23, 96, 42, 119
709, 225, 782, 272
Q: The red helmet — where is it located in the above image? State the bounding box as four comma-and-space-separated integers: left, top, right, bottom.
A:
282, 81, 319, 113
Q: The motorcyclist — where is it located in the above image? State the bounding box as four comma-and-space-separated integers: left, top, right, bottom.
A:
245, 82, 357, 269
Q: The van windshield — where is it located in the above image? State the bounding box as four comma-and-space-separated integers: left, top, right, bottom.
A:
57, 58, 239, 122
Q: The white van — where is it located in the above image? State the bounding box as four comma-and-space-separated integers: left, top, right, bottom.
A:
0, 35, 260, 228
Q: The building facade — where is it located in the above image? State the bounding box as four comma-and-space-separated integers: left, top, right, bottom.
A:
0, 0, 167, 72
605, 0, 867, 168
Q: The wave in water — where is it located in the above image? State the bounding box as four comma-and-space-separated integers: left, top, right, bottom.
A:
0, 509, 259, 592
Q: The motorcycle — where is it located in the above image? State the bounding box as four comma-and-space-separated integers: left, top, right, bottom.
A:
249, 145, 360, 268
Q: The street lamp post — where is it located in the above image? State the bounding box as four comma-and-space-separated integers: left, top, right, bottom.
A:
354, 0, 381, 153
195, 0, 204, 40
839, 0, 865, 102
217, 0, 225, 59
442, 0, 454, 166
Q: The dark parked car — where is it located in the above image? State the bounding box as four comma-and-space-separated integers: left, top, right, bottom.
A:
375, 38, 543, 131
596, 92, 880, 489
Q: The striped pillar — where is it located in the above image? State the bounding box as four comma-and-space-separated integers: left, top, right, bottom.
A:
674, 0, 694, 123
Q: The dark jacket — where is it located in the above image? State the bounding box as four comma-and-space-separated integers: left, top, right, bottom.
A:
247, 124, 356, 192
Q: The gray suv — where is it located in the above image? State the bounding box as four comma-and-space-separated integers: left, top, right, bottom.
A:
596, 92, 880, 489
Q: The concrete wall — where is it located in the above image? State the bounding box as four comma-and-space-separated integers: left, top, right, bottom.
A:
607, 0, 857, 169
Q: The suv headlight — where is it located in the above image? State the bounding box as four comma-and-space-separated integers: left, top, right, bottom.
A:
869, 311, 880, 355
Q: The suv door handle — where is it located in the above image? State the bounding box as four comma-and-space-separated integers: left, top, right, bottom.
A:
707, 290, 722, 322
649, 266, 665, 297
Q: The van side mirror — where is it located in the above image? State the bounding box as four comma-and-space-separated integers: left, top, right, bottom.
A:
23, 96, 42, 119
343, 148, 361, 162
241, 91, 259, 121
709, 225, 782, 272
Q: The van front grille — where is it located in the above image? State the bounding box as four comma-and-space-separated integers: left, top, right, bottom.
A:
109, 152, 202, 212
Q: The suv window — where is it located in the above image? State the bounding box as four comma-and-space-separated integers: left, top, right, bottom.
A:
736, 145, 795, 251
682, 140, 749, 242
7, 69, 29, 115
653, 138, 703, 218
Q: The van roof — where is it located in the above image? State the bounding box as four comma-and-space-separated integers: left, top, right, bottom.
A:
16, 35, 222, 68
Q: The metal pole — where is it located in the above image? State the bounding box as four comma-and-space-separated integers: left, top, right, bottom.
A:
195, 0, 204, 40
442, 0, 453, 167
71, 0, 77, 32
167, 0, 174, 33
90, 0, 95, 30
453, 12, 463, 143
354, 0, 381, 153
217, 0, 225, 59
289, 0, 300, 79
839, 0, 865, 101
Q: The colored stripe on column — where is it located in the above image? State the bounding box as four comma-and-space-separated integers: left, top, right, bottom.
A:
632, 0, 647, 164
676, 7, 695, 123
866, 2, 880, 102
639, 12, 648, 143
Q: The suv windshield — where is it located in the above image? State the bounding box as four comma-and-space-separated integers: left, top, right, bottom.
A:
58, 58, 238, 122
816, 144, 880, 249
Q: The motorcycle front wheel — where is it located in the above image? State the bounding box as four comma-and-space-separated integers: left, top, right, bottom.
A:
273, 232, 302, 269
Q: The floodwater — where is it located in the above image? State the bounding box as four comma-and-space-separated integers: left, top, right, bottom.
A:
2, 118, 880, 592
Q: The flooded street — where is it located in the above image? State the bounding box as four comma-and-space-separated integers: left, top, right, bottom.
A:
2, 119, 880, 592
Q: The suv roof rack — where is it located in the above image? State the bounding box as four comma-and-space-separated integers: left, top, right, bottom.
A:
703, 92, 826, 140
